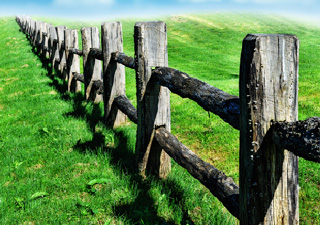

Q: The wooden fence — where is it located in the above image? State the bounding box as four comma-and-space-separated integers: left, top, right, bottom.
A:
16, 15, 320, 224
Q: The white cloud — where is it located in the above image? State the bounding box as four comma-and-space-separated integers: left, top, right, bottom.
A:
178, 0, 222, 3
233, 0, 315, 4
53, 0, 114, 7
180, 0, 314, 4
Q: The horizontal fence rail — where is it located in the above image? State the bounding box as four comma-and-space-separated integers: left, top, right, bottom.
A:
16, 15, 320, 224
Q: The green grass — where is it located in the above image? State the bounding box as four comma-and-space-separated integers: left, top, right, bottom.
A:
1, 13, 320, 224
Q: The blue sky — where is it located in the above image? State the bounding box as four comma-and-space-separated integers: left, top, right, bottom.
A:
1, 0, 320, 20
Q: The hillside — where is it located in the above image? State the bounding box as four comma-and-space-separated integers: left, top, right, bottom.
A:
1, 13, 320, 224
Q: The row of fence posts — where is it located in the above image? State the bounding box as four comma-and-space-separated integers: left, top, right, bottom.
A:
16, 16, 171, 177
16, 15, 318, 224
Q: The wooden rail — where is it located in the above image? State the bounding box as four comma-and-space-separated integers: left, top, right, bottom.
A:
16, 15, 320, 224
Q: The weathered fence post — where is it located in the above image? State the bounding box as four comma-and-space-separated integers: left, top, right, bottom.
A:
39, 22, 47, 55
33, 21, 41, 50
56, 26, 67, 78
42, 23, 52, 59
64, 29, 81, 93
48, 26, 59, 70
239, 34, 299, 224
134, 21, 171, 178
81, 27, 103, 102
30, 19, 36, 46
101, 22, 127, 127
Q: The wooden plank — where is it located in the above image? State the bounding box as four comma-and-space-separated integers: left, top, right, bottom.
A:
64, 29, 81, 93
134, 21, 171, 178
81, 27, 103, 102
101, 22, 127, 127
239, 34, 299, 224
55, 26, 67, 77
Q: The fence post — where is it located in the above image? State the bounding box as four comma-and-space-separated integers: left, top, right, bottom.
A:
81, 27, 103, 102
33, 21, 41, 50
56, 26, 67, 79
39, 22, 47, 55
41, 23, 49, 59
64, 29, 81, 93
48, 26, 59, 70
239, 34, 299, 224
44, 23, 52, 59
134, 21, 171, 178
30, 19, 36, 46
101, 22, 127, 127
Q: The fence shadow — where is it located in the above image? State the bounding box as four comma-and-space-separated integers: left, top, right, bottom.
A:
103, 129, 195, 225
36, 55, 195, 224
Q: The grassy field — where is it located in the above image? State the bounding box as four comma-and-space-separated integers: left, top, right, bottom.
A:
0, 13, 319, 224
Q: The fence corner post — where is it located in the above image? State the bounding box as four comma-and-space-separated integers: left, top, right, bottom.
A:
134, 21, 171, 179
239, 34, 299, 224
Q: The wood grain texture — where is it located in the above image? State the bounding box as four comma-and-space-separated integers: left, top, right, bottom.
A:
134, 21, 171, 178
39, 22, 47, 55
33, 21, 41, 50
64, 29, 81, 93
101, 22, 127, 128
48, 26, 59, 69
81, 27, 103, 102
240, 34, 299, 224
55, 26, 67, 75
42, 23, 51, 58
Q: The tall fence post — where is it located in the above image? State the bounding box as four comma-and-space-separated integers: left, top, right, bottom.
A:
64, 29, 81, 93
33, 21, 41, 51
101, 22, 127, 128
81, 27, 103, 102
48, 26, 59, 70
239, 34, 299, 224
134, 21, 171, 178
43, 23, 52, 59
39, 22, 47, 55
56, 26, 67, 78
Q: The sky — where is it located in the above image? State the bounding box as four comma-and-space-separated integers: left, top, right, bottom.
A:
1, 0, 320, 21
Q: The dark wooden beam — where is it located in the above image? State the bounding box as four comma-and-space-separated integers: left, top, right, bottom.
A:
152, 67, 240, 130
114, 95, 138, 124
272, 117, 320, 163
154, 127, 240, 219
73, 72, 84, 83
69, 48, 83, 56
89, 48, 103, 61
112, 51, 135, 69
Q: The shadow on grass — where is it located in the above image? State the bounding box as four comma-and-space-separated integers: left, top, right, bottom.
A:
39, 53, 195, 225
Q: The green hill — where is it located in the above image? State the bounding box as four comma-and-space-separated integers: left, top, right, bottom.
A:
1, 13, 319, 224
